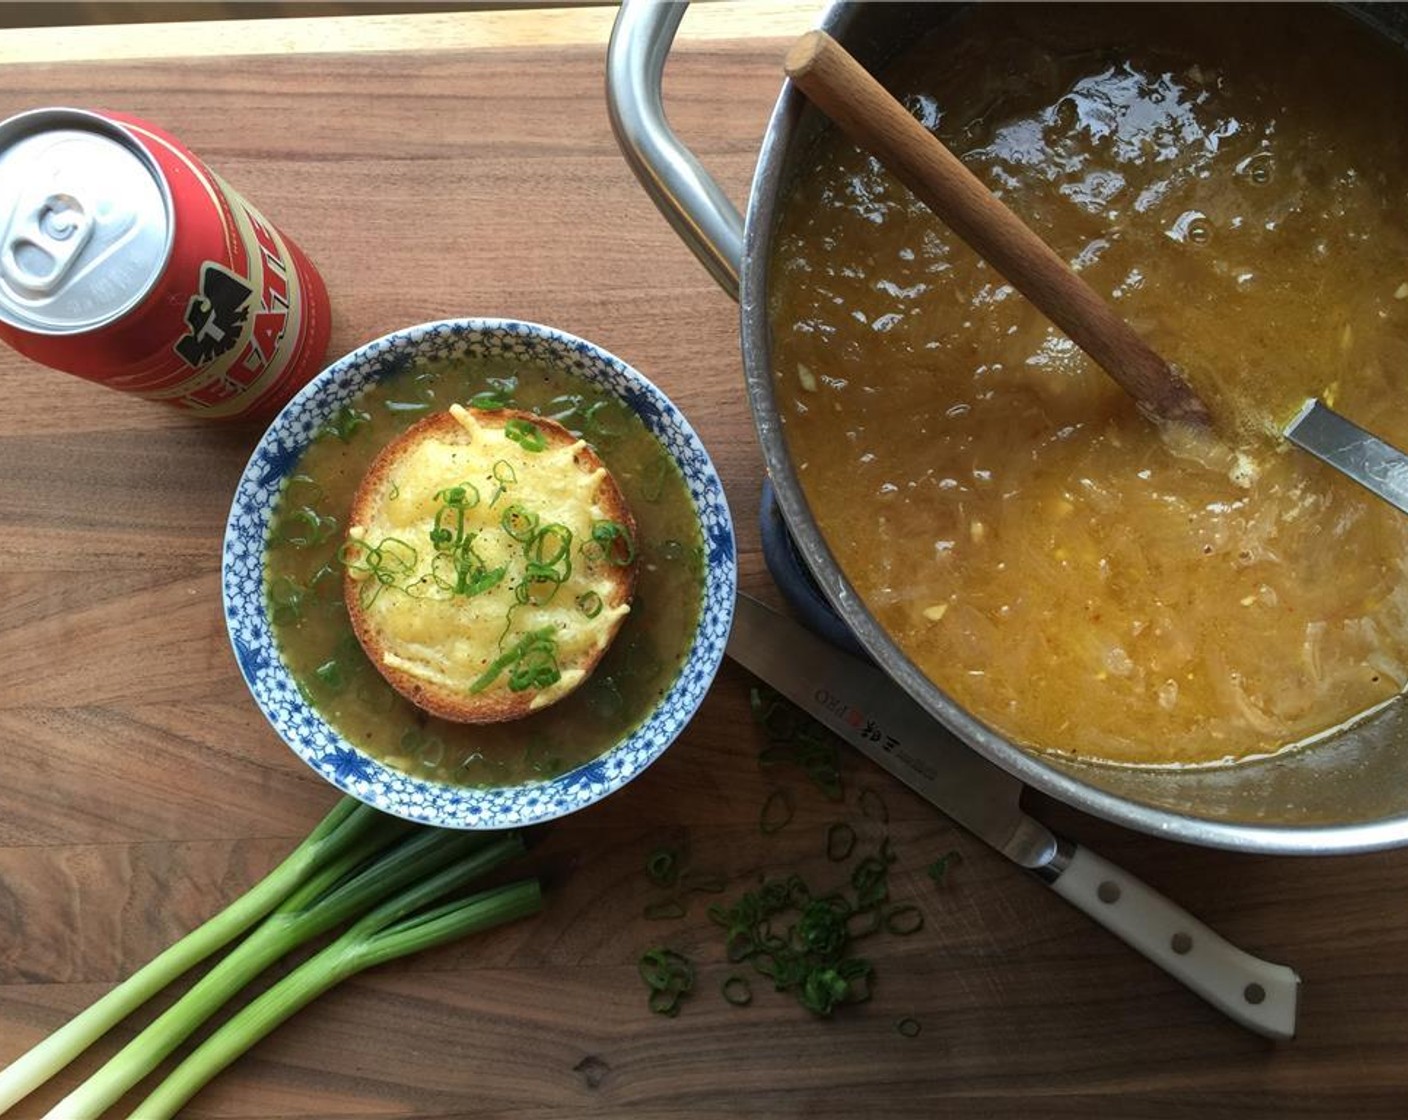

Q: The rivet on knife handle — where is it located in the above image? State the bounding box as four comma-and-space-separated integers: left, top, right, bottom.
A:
1039, 842, 1300, 1040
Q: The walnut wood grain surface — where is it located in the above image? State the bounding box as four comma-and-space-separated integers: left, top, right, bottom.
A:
1, 7, 1406, 1119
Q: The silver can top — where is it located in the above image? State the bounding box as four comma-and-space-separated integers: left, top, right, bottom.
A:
0, 108, 172, 335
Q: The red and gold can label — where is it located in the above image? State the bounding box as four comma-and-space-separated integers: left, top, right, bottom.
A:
157, 181, 308, 414
0, 107, 332, 422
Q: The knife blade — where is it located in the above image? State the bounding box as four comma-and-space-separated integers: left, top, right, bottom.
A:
727, 592, 1300, 1039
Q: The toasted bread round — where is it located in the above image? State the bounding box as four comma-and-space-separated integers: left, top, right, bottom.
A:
343, 405, 638, 723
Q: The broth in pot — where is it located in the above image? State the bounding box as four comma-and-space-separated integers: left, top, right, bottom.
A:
769, 4, 1408, 767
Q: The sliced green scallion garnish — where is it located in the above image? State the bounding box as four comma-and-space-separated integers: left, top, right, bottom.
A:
317, 404, 371, 442
282, 474, 323, 508
313, 659, 346, 694
749, 685, 845, 801
883, 904, 924, 936
339, 537, 418, 607
434, 482, 480, 510
273, 507, 338, 549
528, 523, 573, 570
800, 959, 874, 1015
759, 788, 795, 834
432, 533, 505, 599
582, 400, 625, 439
896, 1017, 922, 1038
646, 847, 682, 887
471, 375, 517, 410
514, 523, 573, 606
705, 854, 895, 1019
469, 627, 559, 694
373, 537, 418, 574
268, 576, 305, 625
461, 562, 508, 598
507, 643, 560, 693
429, 483, 480, 551
504, 417, 547, 452
850, 849, 894, 911
515, 569, 566, 607
826, 822, 857, 862
926, 850, 963, 887
489, 459, 517, 505
638, 948, 694, 1018
576, 590, 603, 618
581, 519, 635, 567
307, 563, 341, 600
335, 539, 376, 573
541, 393, 583, 426
501, 503, 538, 542
640, 456, 669, 503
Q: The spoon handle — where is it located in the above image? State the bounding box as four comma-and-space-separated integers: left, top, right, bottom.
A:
784, 30, 1211, 429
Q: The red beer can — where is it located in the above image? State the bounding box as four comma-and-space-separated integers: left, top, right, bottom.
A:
0, 107, 331, 421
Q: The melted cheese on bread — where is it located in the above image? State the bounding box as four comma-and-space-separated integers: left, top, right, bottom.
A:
344, 405, 637, 723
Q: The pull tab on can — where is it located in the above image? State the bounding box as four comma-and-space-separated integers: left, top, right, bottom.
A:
2, 189, 95, 297
0, 115, 170, 333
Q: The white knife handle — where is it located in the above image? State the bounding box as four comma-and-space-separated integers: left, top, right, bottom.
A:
1044, 843, 1300, 1039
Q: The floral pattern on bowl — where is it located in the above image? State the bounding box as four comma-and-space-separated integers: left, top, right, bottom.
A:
223, 318, 736, 828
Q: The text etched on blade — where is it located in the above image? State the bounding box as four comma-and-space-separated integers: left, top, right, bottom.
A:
815, 686, 939, 782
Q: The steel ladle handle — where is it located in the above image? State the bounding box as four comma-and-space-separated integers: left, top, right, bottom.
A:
607, 0, 744, 299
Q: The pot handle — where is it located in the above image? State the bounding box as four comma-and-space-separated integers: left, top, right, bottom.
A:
607, 0, 745, 300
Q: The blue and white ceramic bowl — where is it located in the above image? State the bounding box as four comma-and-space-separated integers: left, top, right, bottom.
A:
222, 319, 737, 828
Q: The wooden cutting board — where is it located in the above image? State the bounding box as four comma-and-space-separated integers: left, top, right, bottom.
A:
1, 5, 1406, 1117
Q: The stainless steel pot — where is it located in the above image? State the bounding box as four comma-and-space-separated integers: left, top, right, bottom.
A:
606, 0, 1408, 854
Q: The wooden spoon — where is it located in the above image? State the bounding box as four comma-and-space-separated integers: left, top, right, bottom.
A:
785, 30, 1408, 514
788, 28, 1408, 526
784, 30, 1211, 429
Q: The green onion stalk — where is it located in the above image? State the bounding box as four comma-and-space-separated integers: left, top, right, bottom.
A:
0, 797, 396, 1114
42, 826, 520, 1120
132, 873, 542, 1118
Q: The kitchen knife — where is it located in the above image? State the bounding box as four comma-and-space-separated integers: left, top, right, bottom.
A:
727, 593, 1300, 1039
